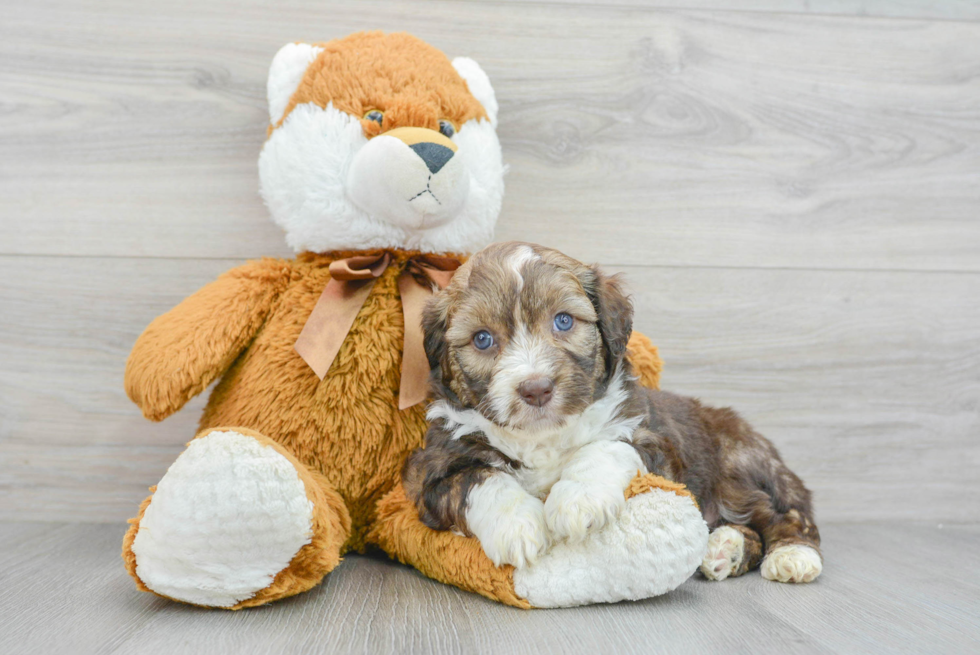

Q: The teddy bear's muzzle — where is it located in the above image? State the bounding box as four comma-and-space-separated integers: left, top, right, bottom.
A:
347, 126, 469, 231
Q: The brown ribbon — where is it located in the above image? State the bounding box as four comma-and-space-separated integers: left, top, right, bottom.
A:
294, 252, 461, 410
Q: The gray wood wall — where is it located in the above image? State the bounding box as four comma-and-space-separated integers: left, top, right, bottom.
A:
1, 0, 978, 523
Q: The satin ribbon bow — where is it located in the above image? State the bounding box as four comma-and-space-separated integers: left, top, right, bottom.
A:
294, 252, 461, 410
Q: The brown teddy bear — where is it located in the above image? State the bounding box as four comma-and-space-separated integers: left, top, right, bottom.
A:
121, 31, 705, 610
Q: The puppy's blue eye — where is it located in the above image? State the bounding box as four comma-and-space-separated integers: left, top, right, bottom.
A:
364, 110, 384, 126
554, 312, 574, 331
473, 330, 494, 350
439, 119, 456, 138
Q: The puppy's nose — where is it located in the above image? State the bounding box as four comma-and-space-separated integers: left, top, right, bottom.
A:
518, 378, 554, 407
409, 142, 454, 174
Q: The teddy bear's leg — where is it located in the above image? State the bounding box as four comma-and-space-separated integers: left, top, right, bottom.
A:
122, 427, 351, 609
512, 474, 708, 607
369, 474, 707, 608
369, 482, 532, 608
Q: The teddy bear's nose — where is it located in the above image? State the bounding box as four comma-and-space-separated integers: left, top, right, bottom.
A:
409, 142, 454, 174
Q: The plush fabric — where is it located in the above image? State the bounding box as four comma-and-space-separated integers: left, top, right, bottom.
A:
122, 426, 351, 610
258, 33, 504, 255
512, 475, 709, 608
123, 249, 669, 607
130, 430, 315, 608
369, 473, 705, 609
125, 251, 663, 553
370, 482, 532, 609
120, 31, 703, 611
275, 32, 487, 134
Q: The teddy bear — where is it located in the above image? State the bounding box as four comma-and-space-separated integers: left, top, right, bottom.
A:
121, 31, 707, 610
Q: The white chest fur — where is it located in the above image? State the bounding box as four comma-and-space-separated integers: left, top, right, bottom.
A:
427, 371, 643, 499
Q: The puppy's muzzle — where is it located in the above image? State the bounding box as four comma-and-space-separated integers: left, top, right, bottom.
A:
518, 377, 554, 407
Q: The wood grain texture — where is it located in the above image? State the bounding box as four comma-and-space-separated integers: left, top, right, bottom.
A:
1, 1, 979, 270
479, 0, 980, 21
1, 521, 978, 655
2, 256, 977, 523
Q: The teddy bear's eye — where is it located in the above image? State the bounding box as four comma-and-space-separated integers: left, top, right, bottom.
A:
438, 119, 456, 138
364, 110, 384, 126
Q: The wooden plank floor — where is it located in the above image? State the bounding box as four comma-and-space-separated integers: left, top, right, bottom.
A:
1, 521, 977, 655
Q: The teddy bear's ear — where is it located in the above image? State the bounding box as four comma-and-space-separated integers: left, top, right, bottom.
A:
267, 42, 324, 125
452, 57, 498, 128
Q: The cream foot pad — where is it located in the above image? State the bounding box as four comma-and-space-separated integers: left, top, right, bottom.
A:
514, 486, 708, 608
131, 431, 314, 607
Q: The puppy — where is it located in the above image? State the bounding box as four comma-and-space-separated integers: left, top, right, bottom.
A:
402, 242, 822, 583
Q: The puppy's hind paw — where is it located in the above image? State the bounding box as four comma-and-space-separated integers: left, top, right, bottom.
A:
700, 526, 745, 581
761, 544, 823, 583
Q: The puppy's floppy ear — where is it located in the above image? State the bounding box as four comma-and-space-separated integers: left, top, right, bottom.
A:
421, 290, 452, 381
584, 265, 633, 380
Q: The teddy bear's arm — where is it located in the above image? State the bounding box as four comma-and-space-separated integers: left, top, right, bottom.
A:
627, 331, 663, 390
124, 259, 293, 421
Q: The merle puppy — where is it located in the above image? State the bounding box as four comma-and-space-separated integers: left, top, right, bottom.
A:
402, 242, 822, 583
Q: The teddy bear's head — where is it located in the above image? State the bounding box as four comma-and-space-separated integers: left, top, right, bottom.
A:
258, 32, 504, 255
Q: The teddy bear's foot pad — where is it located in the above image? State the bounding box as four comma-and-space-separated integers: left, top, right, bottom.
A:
130, 430, 314, 607
513, 486, 708, 608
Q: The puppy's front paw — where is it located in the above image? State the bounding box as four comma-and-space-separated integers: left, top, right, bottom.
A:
466, 477, 550, 569
544, 480, 625, 543
477, 497, 550, 569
